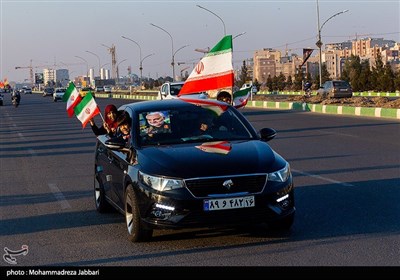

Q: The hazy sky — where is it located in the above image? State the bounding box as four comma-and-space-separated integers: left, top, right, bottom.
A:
1, 0, 399, 83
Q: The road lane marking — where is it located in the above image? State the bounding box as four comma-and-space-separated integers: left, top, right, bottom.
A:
292, 168, 355, 187
48, 183, 71, 209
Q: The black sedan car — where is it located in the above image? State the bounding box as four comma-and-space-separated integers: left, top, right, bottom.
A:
94, 99, 295, 242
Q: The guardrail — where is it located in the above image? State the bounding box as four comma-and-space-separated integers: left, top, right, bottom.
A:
257, 91, 400, 97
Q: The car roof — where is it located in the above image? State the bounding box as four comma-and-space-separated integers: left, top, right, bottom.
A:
118, 98, 229, 112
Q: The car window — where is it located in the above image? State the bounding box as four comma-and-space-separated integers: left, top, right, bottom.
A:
138, 106, 253, 146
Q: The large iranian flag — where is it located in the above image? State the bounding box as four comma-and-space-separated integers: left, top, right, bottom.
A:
73, 92, 100, 128
178, 35, 234, 96
63, 82, 83, 117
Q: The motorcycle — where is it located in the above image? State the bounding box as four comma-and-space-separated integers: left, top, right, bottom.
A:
11, 91, 21, 108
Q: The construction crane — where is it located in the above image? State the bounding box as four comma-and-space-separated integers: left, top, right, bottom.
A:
101, 44, 117, 79
15, 59, 84, 86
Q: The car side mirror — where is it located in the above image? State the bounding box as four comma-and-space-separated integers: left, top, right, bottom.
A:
105, 137, 128, 151
259, 128, 277, 142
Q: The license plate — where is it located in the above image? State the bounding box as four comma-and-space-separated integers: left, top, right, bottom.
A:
203, 196, 255, 211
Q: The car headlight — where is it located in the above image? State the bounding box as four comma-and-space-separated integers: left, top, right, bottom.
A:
268, 163, 291, 182
139, 171, 184, 191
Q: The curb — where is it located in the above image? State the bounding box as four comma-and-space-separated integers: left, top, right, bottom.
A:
95, 94, 400, 120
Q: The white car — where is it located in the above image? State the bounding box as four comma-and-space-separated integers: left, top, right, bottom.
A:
53, 87, 66, 102
158, 81, 207, 100
104, 86, 112, 93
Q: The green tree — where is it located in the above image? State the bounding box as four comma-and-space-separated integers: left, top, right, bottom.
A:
239, 60, 248, 87
266, 75, 273, 92
285, 75, 293, 90
394, 69, 400, 92
371, 52, 385, 91
382, 64, 395, 92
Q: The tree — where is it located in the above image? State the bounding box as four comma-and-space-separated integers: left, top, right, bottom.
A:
266, 75, 273, 92
238, 60, 248, 87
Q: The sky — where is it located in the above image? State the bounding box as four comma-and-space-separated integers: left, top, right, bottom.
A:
1, 0, 399, 83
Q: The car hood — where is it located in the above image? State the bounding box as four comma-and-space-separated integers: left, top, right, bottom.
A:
137, 140, 280, 178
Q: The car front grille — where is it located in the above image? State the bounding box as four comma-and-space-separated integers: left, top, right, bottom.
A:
184, 174, 267, 198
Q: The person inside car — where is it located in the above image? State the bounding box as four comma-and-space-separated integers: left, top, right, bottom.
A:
115, 112, 132, 144
89, 104, 119, 136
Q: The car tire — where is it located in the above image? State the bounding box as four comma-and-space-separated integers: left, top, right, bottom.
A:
94, 175, 111, 213
268, 212, 294, 231
124, 185, 153, 242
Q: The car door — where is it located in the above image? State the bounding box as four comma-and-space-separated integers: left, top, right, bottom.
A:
105, 109, 134, 207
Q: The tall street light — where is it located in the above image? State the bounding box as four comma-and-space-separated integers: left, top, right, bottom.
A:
116, 59, 127, 84
197, 5, 226, 36
316, 0, 349, 87
140, 53, 155, 84
233, 32, 246, 40
74, 56, 88, 77
121, 35, 142, 84
85, 50, 101, 78
150, 23, 175, 79
173, 45, 189, 80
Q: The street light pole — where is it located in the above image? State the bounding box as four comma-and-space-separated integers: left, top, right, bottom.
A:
121, 35, 143, 84
74, 56, 89, 78
116, 59, 127, 84
85, 50, 101, 78
233, 32, 246, 40
140, 53, 155, 83
150, 23, 175, 79
197, 5, 226, 36
316, 0, 349, 87
172, 45, 189, 79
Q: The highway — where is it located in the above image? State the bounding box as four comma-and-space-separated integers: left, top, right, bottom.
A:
1, 93, 399, 268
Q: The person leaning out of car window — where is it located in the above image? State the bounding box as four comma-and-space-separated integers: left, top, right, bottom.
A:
115, 112, 132, 145
89, 104, 119, 136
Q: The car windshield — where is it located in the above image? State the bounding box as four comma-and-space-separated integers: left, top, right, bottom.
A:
170, 84, 183, 96
333, 81, 350, 87
137, 105, 254, 146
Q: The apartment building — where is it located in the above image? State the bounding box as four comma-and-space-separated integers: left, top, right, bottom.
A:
252, 37, 399, 83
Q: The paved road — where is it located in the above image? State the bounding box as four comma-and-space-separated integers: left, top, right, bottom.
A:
1, 94, 399, 269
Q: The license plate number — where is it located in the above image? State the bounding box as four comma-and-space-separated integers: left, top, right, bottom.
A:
203, 196, 255, 211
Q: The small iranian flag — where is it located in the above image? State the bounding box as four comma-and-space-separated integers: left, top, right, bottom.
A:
233, 87, 251, 109
63, 82, 83, 117
195, 141, 232, 155
73, 92, 100, 128
179, 98, 228, 116
178, 35, 234, 95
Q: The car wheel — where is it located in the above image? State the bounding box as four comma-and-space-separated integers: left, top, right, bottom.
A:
124, 185, 153, 242
94, 175, 111, 213
268, 212, 294, 231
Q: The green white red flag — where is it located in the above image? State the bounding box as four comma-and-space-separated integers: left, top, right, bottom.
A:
73, 91, 100, 128
63, 82, 83, 117
233, 87, 251, 109
195, 141, 232, 155
178, 35, 234, 96
179, 98, 228, 116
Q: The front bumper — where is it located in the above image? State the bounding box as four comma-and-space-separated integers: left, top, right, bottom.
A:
136, 181, 295, 229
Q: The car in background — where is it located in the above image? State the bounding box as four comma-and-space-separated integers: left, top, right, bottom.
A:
158, 81, 207, 100
317, 80, 353, 98
53, 87, 66, 102
42, 87, 54, 97
22, 86, 32, 94
95, 86, 104, 93
104, 86, 112, 93
94, 99, 295, 242
80, 87, 94, 97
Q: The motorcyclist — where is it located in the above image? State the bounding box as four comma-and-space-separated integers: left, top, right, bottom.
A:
303, 81, 312, 97
11, 89, 21, 106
